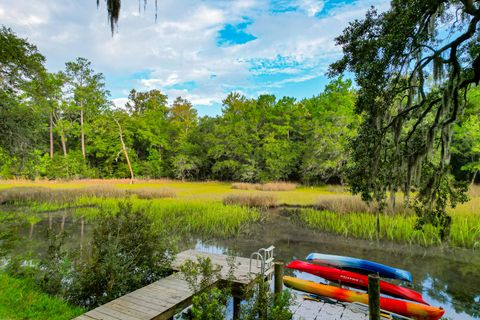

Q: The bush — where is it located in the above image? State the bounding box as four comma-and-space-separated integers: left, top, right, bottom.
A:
30, 201, 176, 309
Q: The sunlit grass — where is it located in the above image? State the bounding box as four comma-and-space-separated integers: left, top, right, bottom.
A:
0, 272, 84, 320
296, 209, 480, 249
0, 179, 332, 204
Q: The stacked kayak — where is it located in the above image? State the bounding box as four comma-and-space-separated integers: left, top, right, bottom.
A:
284, 253, 444, 320
286, 260, 427, 304
306, 252, 412, 282
283, 276, 445, 320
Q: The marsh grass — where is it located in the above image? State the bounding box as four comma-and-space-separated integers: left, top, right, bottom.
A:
75, 197, 261, 238
316, 195, 412, 215
223, 193, 278, 208
231, 182, 297, 191
127, 187, 176, 199
0, 185, 175, 205
296, 209, 480, 249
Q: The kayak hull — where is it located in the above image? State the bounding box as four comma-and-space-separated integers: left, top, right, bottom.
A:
286, 260, 427, 304
283, 276, 444, 320
306, 253, 412, 282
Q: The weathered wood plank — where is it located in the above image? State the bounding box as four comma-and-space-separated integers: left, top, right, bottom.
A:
74, 249, 269, 320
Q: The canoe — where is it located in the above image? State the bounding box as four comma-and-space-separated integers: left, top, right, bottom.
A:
306, 253, 412, 282
286, 260, 427, 304
283, 276, 444, 320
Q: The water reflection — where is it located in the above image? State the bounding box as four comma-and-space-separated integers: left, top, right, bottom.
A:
14, 212, 480, 319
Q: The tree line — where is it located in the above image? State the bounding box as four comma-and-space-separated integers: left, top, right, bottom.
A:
1, 26, 478, 184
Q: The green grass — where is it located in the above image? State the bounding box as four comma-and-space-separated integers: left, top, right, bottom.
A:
0, 272, 84, 320
296, 209, 480, 249
74, 197, 261, 238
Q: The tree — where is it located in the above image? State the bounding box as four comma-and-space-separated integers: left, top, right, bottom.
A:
452, 86, 480, 185
126, 89, 170, 177
301, 77, 358, 184
330, 0, 480, 239
0, 26, 46, 172
62, 57, 109, 160
169, 97, 200, 180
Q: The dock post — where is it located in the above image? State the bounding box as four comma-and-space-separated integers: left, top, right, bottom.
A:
274, 262, 284, 295
233, 296, 241, 319
368, 274, 380, 320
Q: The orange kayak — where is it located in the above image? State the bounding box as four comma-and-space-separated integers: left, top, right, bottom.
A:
283, 276, 444, 320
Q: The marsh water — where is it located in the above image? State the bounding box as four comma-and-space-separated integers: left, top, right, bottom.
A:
14, 210, 480, 319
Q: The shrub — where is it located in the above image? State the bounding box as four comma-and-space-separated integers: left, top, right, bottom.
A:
223, 194, 277, 208
70, 202, 175, 308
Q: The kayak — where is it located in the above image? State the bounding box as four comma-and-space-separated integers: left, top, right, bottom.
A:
286, 260, 427, 304
283, 276, 444, 320
306, 253, 412, 282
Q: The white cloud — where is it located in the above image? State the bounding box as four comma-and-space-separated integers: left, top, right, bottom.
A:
296, 0, 325, 16
0, 0, 389, 111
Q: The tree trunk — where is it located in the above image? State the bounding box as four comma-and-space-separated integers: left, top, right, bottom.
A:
471, 171, 478, 186
80, 102, 86, 159
114, 118, 134, 184
60, 132, 67, 157
49, 112, 54, 159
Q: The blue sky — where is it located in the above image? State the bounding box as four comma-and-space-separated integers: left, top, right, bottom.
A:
0, 0, 389, 116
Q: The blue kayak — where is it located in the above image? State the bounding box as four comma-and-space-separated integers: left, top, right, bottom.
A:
306, 253, 412, 282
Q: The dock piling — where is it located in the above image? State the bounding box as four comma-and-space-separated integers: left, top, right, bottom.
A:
274, 262, 284, 295
368, 273, 380, 320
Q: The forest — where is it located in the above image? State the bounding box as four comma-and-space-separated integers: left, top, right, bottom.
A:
2, 26, 479, 186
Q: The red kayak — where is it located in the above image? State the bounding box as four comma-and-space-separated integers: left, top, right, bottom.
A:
286, 260, 428, 305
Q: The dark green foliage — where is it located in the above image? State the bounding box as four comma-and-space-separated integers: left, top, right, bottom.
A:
0, 212, 27, 257
67, 202, 175, 308
180, 256, 222, 293
190, 287, 228, 320
240, 277, 293, 320
36, 231, 71, 296
330, 0, 480, 238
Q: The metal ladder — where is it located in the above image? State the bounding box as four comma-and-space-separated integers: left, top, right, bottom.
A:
249, 245, 275, 280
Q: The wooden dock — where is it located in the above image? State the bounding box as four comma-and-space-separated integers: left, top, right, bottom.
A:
74, 249, 266, 320
73, 248, 366, 320
290, 295, 368, 320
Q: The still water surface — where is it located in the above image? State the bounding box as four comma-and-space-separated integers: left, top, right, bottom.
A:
18, 211, 480, 319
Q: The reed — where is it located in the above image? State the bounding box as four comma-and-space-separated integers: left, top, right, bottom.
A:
127, 187, 176, 199
0, 185, 176, 204
231, 182, 297, 191
75, 198, 261, 238
223, 193, 278, 208
296, 209, 480, 249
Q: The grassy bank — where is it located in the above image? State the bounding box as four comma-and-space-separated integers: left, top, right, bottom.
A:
295, 209, 480, 249
0, 273, 84, 320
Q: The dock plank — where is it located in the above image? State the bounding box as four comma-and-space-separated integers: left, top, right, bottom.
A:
74, 249, 267, 320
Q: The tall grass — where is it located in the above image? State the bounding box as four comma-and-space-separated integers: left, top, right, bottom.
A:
0, 186, 175, 205
296, 209, 480, 249
315, 195, 412, 215
76, 198, 261, 238
231, 182, 297, 191
223, 193, 278, 208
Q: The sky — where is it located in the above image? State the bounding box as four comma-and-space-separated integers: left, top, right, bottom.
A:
0, 0, 390, 116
